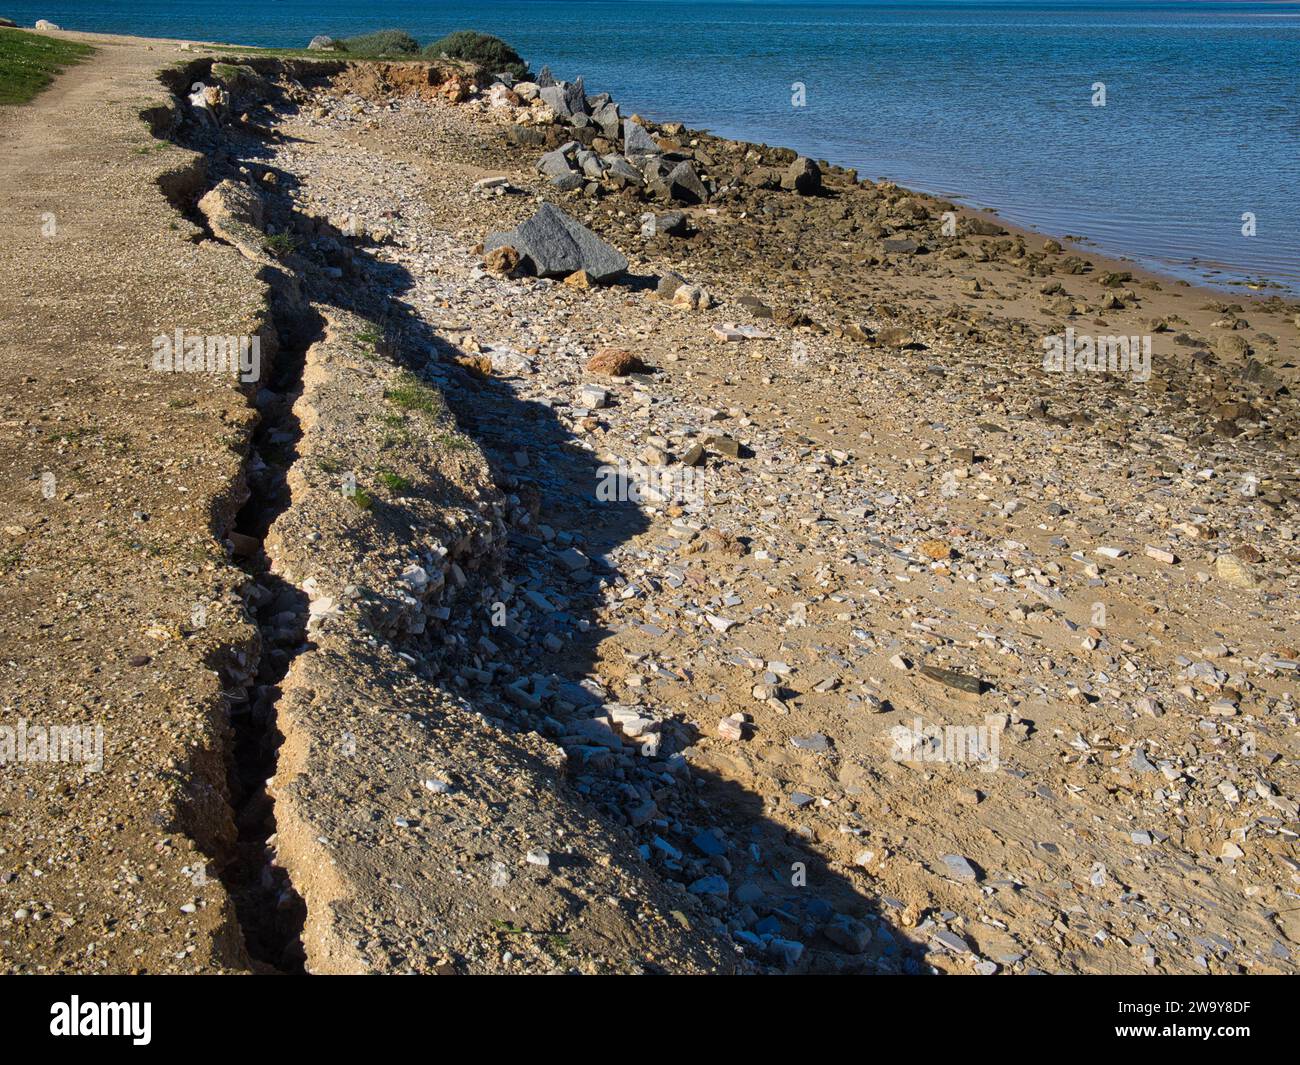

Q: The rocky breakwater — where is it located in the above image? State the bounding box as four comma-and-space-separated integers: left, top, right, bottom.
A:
500, 67, 825, 210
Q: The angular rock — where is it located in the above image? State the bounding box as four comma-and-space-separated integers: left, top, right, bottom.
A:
651, 160, 707, 204
603, 154, 645, 187
623, 119, 662, 161
641, 210, 688, 238
196, 179, 266, 261
940, 853, 981, 883
539, 77, 588, 118
591, 100, 621, 139
823, 914, 872, 954
537, 148, 577, 178
483, 203, 628, 282
781, 156, 821, 195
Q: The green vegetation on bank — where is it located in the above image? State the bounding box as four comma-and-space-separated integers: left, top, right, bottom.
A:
423, 31, 527, 79
335, 28, 528, 76
165, 28, 529, 77
0, 27, 94, 105
337, 29, 420, 57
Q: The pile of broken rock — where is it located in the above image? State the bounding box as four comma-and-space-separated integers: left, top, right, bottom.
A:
501, 67, 822, 207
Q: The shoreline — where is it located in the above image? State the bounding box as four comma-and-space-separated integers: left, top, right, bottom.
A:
3, 26, 1298, 977
9, 21, 1299, 298
623, 100, 1297, 301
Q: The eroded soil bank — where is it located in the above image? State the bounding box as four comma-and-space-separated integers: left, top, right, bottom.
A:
2, 34, 1297, 974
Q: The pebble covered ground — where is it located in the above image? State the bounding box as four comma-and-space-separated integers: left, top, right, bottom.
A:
3, 38, 1298, 975
190, 59, 1298, 974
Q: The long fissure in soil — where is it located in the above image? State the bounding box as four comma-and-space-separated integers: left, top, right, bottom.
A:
221, 299, 324, 973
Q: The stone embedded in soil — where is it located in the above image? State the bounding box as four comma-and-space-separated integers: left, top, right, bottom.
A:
919, 665, 985, 695
585, 347, 645, 375
791, 733, 831, 753
1215, 553, 1258, 588
940, 854, 982, 883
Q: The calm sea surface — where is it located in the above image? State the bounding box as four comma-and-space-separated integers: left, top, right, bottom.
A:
8, 1, 1299, 292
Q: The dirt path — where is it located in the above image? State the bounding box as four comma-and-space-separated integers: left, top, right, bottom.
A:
0, 33, 266, 973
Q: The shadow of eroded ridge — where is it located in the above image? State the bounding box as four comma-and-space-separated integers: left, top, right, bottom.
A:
159, 57, 929, 974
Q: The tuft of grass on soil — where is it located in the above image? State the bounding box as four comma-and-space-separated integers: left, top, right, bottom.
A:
0, 27, 95, 106
262, 232, 300, 257
377, 470, 413, 493
384, 372, 477, 453
384, 371, 443, 416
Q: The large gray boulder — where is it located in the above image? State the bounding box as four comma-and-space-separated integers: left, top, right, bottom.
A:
623, 119, 662, 162
539, 77, 588, 118
307, 35, 338, 51
484, 203, 627, 283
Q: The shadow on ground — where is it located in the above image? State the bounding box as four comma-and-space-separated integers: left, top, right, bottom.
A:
166, 61, 931, 974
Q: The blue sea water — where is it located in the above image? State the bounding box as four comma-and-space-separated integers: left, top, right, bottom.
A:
7, 1, 1299, 292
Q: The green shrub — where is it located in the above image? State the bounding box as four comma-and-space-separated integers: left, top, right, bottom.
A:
423, 31, 527, 79
339, 30, 421, 58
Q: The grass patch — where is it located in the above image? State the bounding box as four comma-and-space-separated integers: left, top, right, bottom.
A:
384, 371, 443, 416
377, 470, 412, 492
353, 327, 384, 360
347, 487, 374, 510
381, 373, 475, 452
0, 28, 95, 106
434, 430, 475, 453
262, 232, 301, 257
